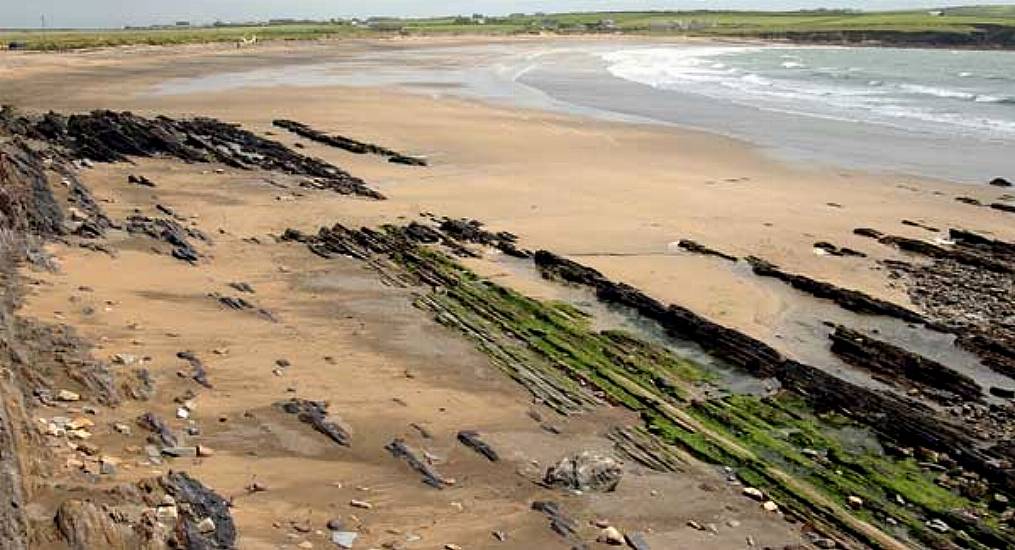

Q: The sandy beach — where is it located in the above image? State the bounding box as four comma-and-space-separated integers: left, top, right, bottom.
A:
2, 37, 1013, 549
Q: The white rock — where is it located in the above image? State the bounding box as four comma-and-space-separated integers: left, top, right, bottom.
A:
597, 526, 625, 545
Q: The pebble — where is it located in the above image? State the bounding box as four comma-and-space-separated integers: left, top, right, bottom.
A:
762, 500, 779, 513
349, 499, 372, 510
847, 495, 863, 509
56, 390, 80, 402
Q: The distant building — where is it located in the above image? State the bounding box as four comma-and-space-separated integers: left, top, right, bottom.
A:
175, 21, 190, 27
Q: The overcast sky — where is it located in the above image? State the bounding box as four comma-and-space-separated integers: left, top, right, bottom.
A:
3, 1, 1014, 29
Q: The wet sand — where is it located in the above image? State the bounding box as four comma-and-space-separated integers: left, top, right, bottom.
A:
4, 37, 1014, 548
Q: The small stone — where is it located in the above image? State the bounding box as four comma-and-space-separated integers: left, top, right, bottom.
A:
57, 390, 80, 402
349, 500, 372, 509
686, 520, 704, 531
331, 531, 358, 549
444, 545, 462, 550
66, 417, 94, 430
813, 538, 837, 549
847, 495, 863, 509
742, 487, 764, 501
176, 407, 190, 419
197, 445, 215, 457
297, 542, 313, 549
726, 519, 740, 528
927, 518, 950, 533
156, 505, 179, 522
762, 500, 779, 513
592, 518, 610, 528
196, 517, 216, 533
161, 446, 198, 458
492, 530, 507, 541
113, 423, 132, 435
67, 429, 92, 440
326, 518, 344, 531
598, 526, 624, 545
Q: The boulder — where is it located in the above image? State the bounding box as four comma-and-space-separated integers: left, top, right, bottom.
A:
543, 451, 623, 492
988, 177, 1012, 187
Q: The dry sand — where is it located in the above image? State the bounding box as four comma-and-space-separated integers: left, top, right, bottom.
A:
4, 37, 1013, 548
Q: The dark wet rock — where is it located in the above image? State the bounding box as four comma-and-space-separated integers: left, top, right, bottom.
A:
137, 412, 178, 448
457, 430, 499, 462
813, 241, 866, 258
989, 177, 1012, 188
877, 231, 1015, 380
127, 174, 156, 187
990, 202, 1015, 214
277, 398, 350, 447
543, 451, 623, 492
124, 215, 204, 264
676, 239, 737, 262
208, 293, 277, 323
3, 108, 384, 199
385, 438, 449, 489
990, 387, 1014, 399
159, 471, 236, 549
745, 256, 926, 323
955, 196, 983, 206
532, 249, 1015, 493
273, 119, 427, 166
0, 139, 65, 236
852, 228, 883, 239
227, 282, 255, 294
437, 218, 530, 259
177, 351, 212, 389
865, 231, 1013, 274
829, 325, 983, 403
949, 228, 1015, 261
531, 501, 583, 546
901, 219, 939, 232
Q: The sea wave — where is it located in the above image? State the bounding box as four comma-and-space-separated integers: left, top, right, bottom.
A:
601, 45, 1015, 140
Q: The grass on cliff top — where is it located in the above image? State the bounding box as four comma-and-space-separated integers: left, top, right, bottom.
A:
3, 9, 1015, 51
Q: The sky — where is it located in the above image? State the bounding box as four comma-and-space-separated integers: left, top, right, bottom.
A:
3, 1, 1014, 29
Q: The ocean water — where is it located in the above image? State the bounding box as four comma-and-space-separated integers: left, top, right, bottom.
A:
153, 41, 1015, 182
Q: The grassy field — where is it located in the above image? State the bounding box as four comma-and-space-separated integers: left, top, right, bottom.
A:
3, 8, 1015, 51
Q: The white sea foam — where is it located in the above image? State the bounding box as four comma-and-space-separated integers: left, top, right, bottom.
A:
601, 45, 1015, 140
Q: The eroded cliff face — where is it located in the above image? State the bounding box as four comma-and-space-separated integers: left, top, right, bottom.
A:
1, 113, 240, 550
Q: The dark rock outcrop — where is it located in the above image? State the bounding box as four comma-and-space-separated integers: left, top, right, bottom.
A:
829, 325, 983, 403
676, 239, 737, 261
3, 108, 384, 199
277, 398, 350, 447
745, 256, 926, 323
988, 177, 1012, 188
272, 119, 427, 166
